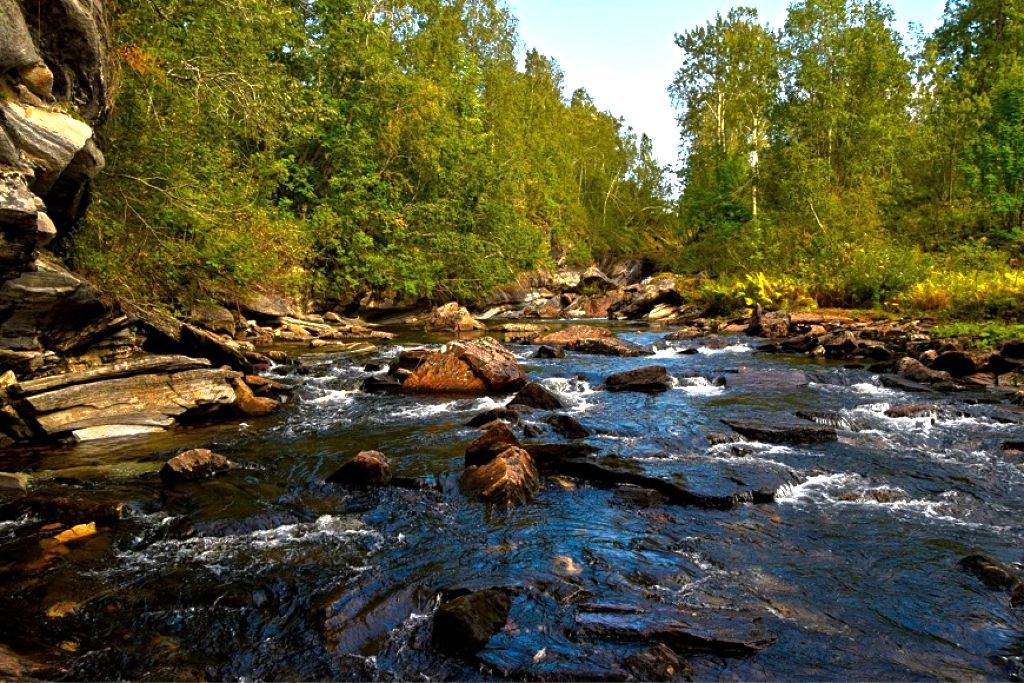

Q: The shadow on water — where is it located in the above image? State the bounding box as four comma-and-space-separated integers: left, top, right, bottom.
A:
2, 321, 1024, 679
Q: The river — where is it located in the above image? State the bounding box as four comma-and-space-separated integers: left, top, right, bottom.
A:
2, 323, 1023, 680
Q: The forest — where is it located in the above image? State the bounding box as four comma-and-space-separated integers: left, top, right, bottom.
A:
71, 0, 1024, 323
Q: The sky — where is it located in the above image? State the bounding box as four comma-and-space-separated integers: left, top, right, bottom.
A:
504, 0, 948, 169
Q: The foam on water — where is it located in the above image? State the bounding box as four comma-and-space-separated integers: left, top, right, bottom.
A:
112, 515, 383, 578
673, 376, 726, 396
697, 343, 752, 355
540, 376, 597, 413
388, 395, 509, 420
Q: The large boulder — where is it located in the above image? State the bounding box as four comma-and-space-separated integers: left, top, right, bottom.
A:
403, 338, 525, 395
459, 445, 540, 506
534, 325, 649, 357
431, 588, 512, 657
232, 377, 278, 417
605, 366, 673, 393
325, 451, 392, 487
160, 449, 233, 483
424, 302, 485, 332
190, 302, 236, 337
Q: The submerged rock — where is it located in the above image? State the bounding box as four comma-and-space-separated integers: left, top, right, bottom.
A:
160, 449, 233, 483
431, 588, 512, 657
605, 365, 672, 393
326, 450, 392, 487
575, 607, 776, 655
465, 405, 531, 427
459, 446, 540, 506
958, 554, 1024, 605
545, 414, 591, 439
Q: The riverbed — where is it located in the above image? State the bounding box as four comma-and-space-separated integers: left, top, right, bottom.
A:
2, 323, 1023, 680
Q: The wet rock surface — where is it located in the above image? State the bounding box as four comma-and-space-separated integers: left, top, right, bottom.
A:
159, 448, 233, 483
605, 365, 673, 393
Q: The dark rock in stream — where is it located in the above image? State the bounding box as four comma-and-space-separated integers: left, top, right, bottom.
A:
528, 447, 764, 510
885, 403, 942, 419
721, 418, 838, 444
534, 345, 565, 359
545, 414, 591, 439
879, 375, 936, 393
160, 449, 234, 483
325, 450, 392, 487
958, 554, 1024, 605
623, 642, 690, 681
509, 382, 565, 410
605, 365, 672, 393
465, 405, 531, 427
575, 607, 777, 655
432, 588, 513, 657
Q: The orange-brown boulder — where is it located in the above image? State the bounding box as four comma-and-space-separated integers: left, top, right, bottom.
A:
460, 446, 540, 506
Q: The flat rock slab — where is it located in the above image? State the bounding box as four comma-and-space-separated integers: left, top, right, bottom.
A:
605, 365, 672, 393
721, 417, 838, 444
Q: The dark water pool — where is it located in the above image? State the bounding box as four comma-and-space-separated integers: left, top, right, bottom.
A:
2, 324, 1024, 680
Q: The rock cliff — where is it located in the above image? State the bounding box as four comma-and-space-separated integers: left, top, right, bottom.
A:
0, 0, 258, 444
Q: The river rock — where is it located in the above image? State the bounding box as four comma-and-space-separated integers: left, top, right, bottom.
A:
431, 588, 512, 656
466, 422, 520, 467
535, 325, 614, 345
403, 338, 525, 395
545, 414, 591, 438
509, 382, 565, 410
885, 403, 940, 419
958, 554, 1024, 604
459, 446, 540, 506
326, 451, 392, 487
232, 377, 278, 416
721, 417, 838, 444
605, 365, 672, 393
534, 345, 565, 359
424, 302, 485, 332
896, 357, 953, 384
573, 336, 650, 357
575, 606, 776, 655
160, 449, 233, 483
465, 405, 531, 427
748, 305, 790, 338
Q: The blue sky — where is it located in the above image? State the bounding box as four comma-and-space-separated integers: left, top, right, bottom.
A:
504, 0, 948, 168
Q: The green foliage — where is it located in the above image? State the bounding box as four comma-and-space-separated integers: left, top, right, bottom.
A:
73, 0, 675, 308
931, 321, 1024, 349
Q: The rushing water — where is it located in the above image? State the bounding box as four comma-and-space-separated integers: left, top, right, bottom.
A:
2, 323, 1024, 680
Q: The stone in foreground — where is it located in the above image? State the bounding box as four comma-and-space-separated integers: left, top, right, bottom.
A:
432, 588, 512, 657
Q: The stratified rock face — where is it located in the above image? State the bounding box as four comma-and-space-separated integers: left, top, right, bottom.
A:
8, 355, 240, 440
0, 0, 113, 380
